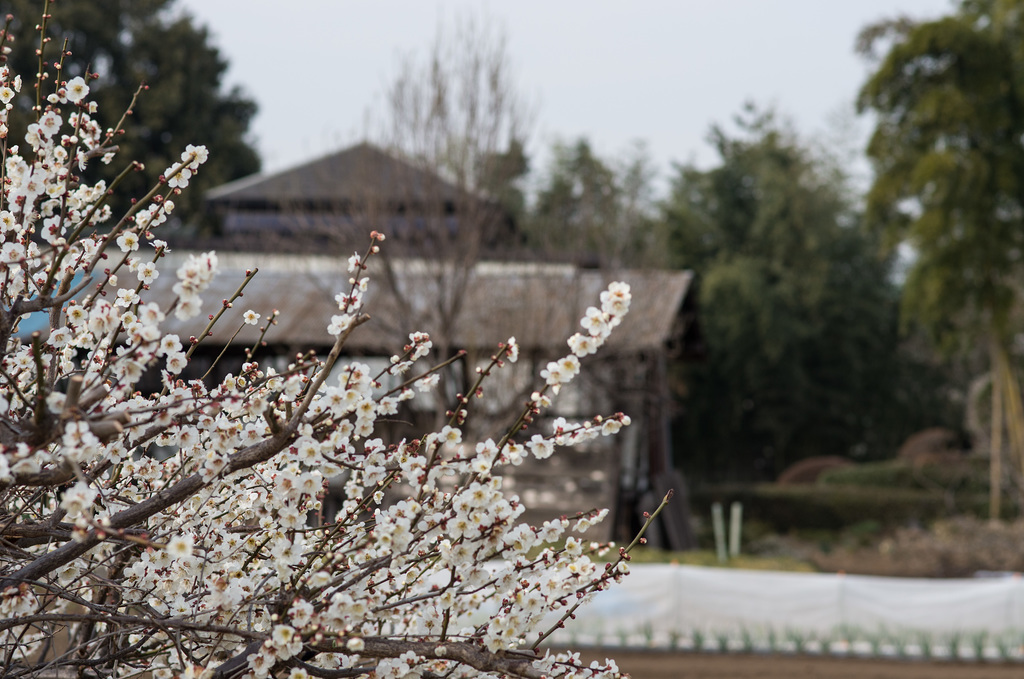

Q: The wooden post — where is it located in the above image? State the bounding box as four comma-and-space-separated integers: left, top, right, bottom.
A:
712, 502, 727, 563
729, 501, 743, 558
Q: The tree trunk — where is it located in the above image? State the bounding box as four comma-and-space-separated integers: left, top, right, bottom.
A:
990, 337, 1003, 520
990, 336, 1024, 519
1000, 350, 1024, 511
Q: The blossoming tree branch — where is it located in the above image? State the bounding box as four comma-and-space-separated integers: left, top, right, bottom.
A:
0, 7, 669, 679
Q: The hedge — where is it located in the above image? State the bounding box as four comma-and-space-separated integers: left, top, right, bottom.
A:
818, 457, 989, 494
692, 484, 991, 532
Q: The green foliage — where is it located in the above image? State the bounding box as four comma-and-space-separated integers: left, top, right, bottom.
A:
858, 0, 1024, 349
480, 138, 530, 226
858, 1, 1024, 518
695, 484, 983, 531
0, 0, 260, 221
819, 457, 990, 494
664, 105, 961, 482
525, 138, 667, 267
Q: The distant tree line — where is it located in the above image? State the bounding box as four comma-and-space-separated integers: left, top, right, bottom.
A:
0, 0, 260, 218
39, 0, 991, 490
515, 109, 963, 484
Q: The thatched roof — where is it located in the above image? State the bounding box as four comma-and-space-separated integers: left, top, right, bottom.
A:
149, 252, 697, 356
192, 143, 515, 257
205, 142, 465, 210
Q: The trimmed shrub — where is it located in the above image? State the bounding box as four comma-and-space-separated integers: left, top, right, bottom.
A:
819, 457, 989, 494
693, 484, 989, 531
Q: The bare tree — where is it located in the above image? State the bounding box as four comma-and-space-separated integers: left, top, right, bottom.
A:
371, 12, 534, 407
197, 13, 534, 426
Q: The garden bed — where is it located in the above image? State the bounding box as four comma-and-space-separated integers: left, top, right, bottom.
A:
576, 649, 1024, 679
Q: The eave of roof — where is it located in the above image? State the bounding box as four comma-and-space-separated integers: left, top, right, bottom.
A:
148, 252, 694, 355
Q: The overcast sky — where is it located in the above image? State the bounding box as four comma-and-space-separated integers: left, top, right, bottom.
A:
176, 0, 953, 189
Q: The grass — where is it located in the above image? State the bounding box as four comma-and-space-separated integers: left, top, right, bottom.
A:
918, 632, 933, 659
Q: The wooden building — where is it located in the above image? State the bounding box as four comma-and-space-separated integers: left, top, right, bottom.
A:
158, 143, 704, 547
186, 142, 516, 258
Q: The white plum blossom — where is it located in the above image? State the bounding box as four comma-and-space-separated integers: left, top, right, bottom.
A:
327, 313, 353, 336
60, 481, 97, 516
527, 434, 556, 460
115, 287, 139, 308
165, 534, 194, 559
541, 354, 580, 386
505, 336, 519, 362
556, 354, 581, 379
38, 110, 61, 137
602, 415, 631, 436
64, 76, 89, 103
182, 143, 209, 165
540, 359, 565, 386
601, 280, 632, 316
0, 26, 641, 679
137, 261, 159, 284
415, 373, 440, 392
166, 166, 191, 189
568, 332, 599, 356
581, 306, 609, 336
116, 231, 140, 252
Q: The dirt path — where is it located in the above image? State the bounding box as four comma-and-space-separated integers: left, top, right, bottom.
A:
577, 650, 1024, 679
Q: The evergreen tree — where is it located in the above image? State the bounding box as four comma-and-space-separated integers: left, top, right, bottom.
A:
527, 138, 667, 268
665, 106, 960, 482
858, 0, 1024, 515
1, 0, 259, 221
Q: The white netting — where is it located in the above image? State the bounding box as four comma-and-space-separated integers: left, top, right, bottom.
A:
547, 564, 1024, 645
